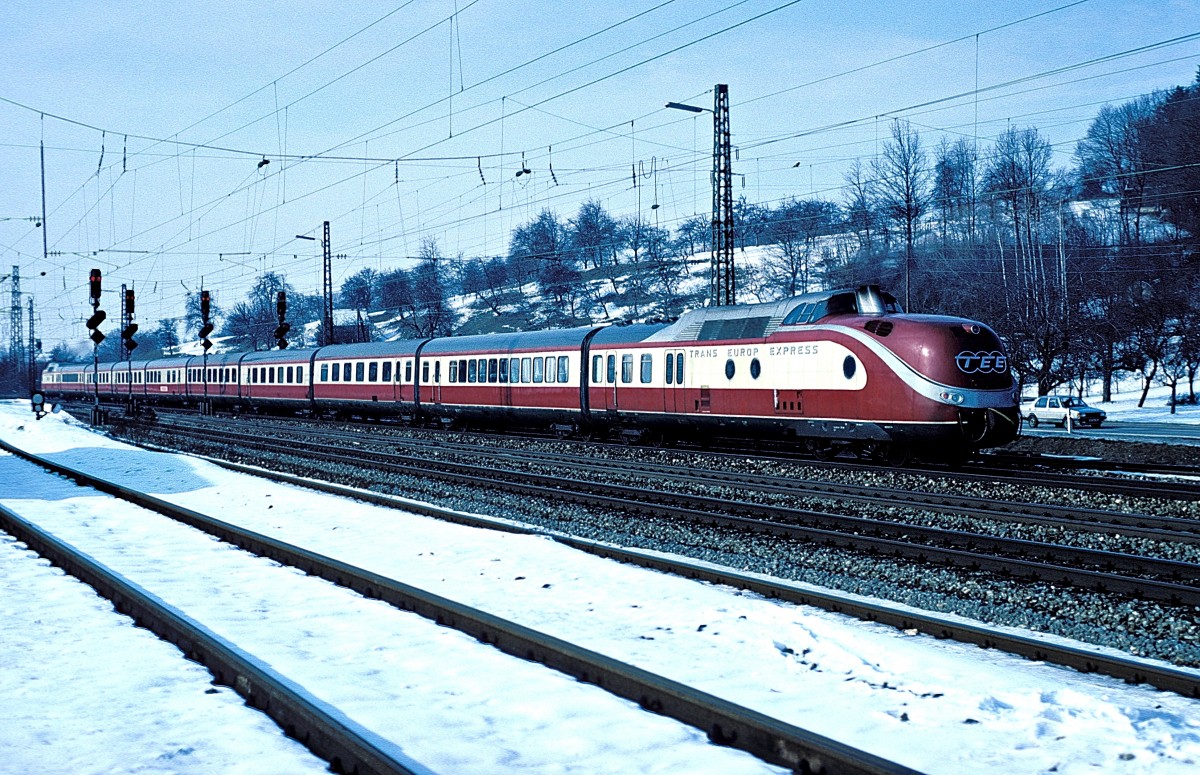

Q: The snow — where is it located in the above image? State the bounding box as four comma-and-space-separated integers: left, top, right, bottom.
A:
1085, 381, 1200, 426
2, 401, 1200, 773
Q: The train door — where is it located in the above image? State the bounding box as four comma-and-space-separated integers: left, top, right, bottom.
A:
432, 360, 442, 404
502, 354, 514, 410
587, 351, 616, 413
664, 349, 685, 413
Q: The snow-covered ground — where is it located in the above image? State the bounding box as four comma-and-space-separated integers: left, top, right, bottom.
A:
1064, 381, 1200, 426
2, 402, 1199, 773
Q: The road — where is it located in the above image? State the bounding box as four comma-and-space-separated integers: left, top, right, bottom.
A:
1021, 419, 1200, 446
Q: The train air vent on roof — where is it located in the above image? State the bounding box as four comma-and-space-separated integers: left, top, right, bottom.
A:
864, 320, 894, 337
698, 316, 771, 342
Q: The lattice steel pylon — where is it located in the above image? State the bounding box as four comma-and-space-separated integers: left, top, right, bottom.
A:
321, 220, 335, 346
710, 85, 735, 306
10, 265, 25, 389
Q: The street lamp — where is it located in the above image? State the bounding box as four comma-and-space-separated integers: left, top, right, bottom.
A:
666, 84, 734, 306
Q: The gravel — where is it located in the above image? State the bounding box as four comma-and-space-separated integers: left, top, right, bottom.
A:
112, 418, 1200, 669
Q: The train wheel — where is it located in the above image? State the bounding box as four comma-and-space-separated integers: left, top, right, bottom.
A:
874, 443, 912, 467
805, 439, 836, 461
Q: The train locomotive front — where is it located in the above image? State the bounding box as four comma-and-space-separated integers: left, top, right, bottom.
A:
641, 285, 1020, 461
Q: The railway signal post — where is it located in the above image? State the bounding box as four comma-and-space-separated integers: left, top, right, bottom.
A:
85, 268, 106, 425
121, 286, 138, 414
198, 289, 214, 416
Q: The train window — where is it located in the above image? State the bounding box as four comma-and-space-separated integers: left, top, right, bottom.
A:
268, 368, 275, 384
640, 354, 653, 384
343, 363, 351, 382
666, 353, 674, 385
296, 367, 303, 383
467, 359, 477, 383
422, 361, 430, 383
542, 357, 553, 384
782, 302, 814, 326
449, 361, 459, 383
278, 367, 285, 384
532, 357, 544, 383
557, 356, 569, 383
519, 357, 531, 383
395, 362, 402, 382
380, 362, 391, 382
498, 358, 508, 383
508, 358, 518, 383
725, 359, 735, 380
676, 352, 685, 385
331, 363, 340, 382
321, 364, 329, 382
434, 361, 441, 383
484, 358, 495, 383
355, 362, 365, 382
750, 359, 761, 379
369, 362, 378, 382
404, 361, 412, 382
621, 354, 633, 384
606, 354, 616, 384
287, 366, 294, 383
592, 355, 603, 383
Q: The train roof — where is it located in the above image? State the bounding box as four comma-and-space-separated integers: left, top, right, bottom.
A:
422, 326, 598, 356
643, 287, 893, 343
313, 339, 424, 359
591, 322, 670, 346
241, 348, 318, 364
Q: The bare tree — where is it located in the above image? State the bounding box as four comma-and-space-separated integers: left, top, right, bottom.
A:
871, 119, 931, 309
933, 137, 978, 246
1075, 95, 1160, 246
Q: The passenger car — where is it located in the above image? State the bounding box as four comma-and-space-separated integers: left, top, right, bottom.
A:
1025, 395, 1106, 428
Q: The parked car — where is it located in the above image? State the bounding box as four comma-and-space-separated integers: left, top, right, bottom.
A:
1025, 395, 1106, 428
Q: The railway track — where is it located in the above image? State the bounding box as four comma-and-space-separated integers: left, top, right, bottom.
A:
0, 438, 913, 774
115, 416, 1200, 603
56, 413, 1200, 694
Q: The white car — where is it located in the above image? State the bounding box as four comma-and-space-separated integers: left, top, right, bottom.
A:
1025, 395, 1106, 428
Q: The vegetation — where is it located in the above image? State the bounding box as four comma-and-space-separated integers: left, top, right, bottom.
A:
22, 69, 1200, 409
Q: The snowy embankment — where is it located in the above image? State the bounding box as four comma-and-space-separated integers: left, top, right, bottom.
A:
1, 402, 1199, 774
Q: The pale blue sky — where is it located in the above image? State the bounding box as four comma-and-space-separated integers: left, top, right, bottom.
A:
2, 0, 1197, 346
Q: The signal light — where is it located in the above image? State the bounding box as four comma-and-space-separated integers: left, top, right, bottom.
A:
274, 322, 291, 350
276, 291, 287, 319
89, 268, 102, 303
125, 288, 135, 316
122, 322, 139, 353
86, 309, 107, 345
198, 320, 214, 352
200, 290, 211, 320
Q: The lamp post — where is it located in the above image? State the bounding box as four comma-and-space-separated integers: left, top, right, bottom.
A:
667, 84, 734, 306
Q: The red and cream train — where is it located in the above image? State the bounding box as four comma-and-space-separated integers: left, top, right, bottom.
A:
41, 286, 1021, 462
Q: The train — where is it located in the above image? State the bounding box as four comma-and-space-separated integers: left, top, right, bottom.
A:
40, 285, 1021, 464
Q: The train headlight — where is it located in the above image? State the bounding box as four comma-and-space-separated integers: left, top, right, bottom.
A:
940, 391, 965, 405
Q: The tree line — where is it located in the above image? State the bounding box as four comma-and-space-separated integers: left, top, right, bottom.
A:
41, 69, 1200, 409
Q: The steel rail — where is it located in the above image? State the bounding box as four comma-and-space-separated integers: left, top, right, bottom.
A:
0, 439, 914, 775
65, 438, 1200, 701
210, 420, 1200, 543
146, 423, 1200, 604
0, 502, 431, 775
